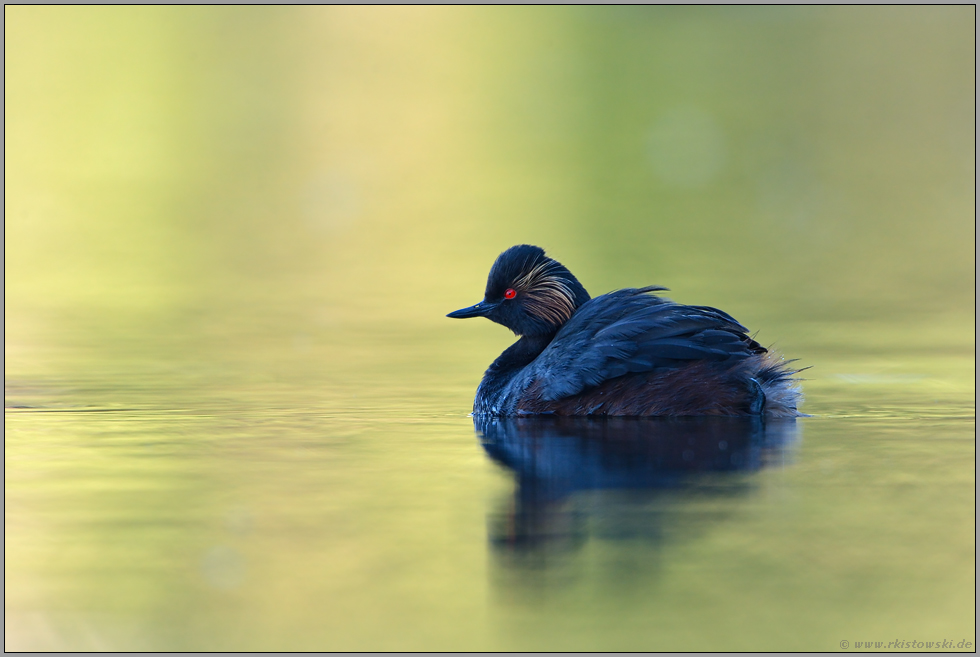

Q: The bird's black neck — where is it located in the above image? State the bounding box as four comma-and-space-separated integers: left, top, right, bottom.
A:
475, 333, 556, 414
491, 333, 555, 374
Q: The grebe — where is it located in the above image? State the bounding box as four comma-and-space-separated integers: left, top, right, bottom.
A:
448, 245, 802, 417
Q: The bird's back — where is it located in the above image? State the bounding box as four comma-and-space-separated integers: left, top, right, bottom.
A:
483, 288, 801, 417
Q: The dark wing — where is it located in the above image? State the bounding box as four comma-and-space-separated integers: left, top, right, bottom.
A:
526, 288, 766, 401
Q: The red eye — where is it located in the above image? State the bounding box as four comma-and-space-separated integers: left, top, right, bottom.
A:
504, 288, 517, 300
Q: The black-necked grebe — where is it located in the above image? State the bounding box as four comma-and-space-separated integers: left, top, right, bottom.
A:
448, 245, 803, 417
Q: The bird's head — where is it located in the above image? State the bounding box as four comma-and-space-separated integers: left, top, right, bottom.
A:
447, 245, 591, 337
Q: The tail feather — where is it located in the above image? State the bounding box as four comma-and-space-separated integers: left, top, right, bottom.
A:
756, 352, 806, 417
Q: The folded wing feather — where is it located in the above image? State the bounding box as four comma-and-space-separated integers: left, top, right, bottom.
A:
528, 289, 765, 402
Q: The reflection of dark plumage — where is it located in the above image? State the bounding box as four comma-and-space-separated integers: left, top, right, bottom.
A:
448, 245, 803, 417
476, 415, 800, 554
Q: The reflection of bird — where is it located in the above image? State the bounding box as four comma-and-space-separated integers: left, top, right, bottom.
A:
479, 416, 783, 487
476, 415, 800, 554
448, 245, 803, 417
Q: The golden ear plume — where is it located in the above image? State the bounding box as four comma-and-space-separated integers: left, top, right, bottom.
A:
514, 260, 577, 326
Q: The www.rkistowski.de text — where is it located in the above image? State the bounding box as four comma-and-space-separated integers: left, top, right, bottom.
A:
840, 639, 973, 650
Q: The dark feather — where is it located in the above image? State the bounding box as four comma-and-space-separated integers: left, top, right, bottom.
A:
525, 288, 769, 402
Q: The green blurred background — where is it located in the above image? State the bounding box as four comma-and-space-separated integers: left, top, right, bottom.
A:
5, 6, 975, 651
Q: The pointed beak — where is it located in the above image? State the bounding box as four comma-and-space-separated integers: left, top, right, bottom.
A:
447, 301, 494, 319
